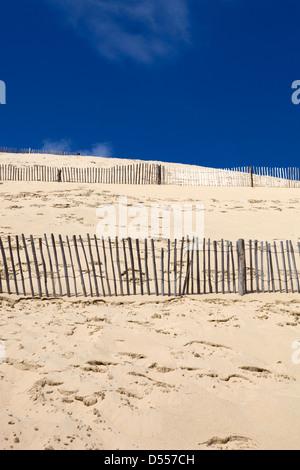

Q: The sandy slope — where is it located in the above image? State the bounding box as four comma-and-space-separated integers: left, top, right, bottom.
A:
0, 153, 300, 450
0, 294, 300, 450
0, 182, 299, 242
0, 152, 204, 169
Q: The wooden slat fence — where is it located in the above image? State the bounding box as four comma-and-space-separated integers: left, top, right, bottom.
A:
0, 235, 299, 298
165, 166, 300, 188
0, 147, 79, 156
0, 163, 299, 187
0, 163, 165, 185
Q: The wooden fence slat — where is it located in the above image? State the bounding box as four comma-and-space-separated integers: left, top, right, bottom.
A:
261, 242, 265, 293
214, 240, 218, 294
22, 234, 34, 296
190, 237, 195, 294
44, 234, 56, 297
167, 239, 171, 297
66, 235, 77, 298
39, 237, 49, 297
203, 238, 207, 294
122, 238, 130, 296
182, 257, 192, 295
102, 237, 111, 296
73, 235, 87, 297
196, 237, 200, 295
151, 239, 159, 296
16, 235, 26, 296
94, 235, 105, 297
266, 242, 271, 293
144, 239, 150, 296
186, 236, 190, 294
174, 239, 178, 296
254, 240, 259, 293
51, 234, 63, 297
115, 237, 124, 297
59, 234, 71, 297
179, 237, 185, 295
80, 235, 93, 297
8, 235, 18, 295
221, 239, 225, 294
268, 242, 276, 293
208, 238, 212, 293
237, 239, 246, 296
290, 240, 300, 293
281, 241, 288, 293
231, 242, 236, 294
128, 238, 136, 295
273, 242, 282, 293
136, 239, 143, 295
87, 234, 99, 297
0, 236, 11, 294
161, 248, 164, 296
249, 240, 253, 293
286, 240, 294, 293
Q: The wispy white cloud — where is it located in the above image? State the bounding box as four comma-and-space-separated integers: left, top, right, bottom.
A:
80, 142, 113, 157
42, 138, 72, 153
44, 0, 191, 63
42, 138, 113, 157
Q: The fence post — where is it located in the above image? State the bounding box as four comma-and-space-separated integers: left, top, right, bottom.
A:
157, 165, 162, 185
250, 166, 254, 187
237, 239, 246, 296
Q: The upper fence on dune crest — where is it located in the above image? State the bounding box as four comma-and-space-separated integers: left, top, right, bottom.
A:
0, 146, 80, 156
0, 161, 300, 187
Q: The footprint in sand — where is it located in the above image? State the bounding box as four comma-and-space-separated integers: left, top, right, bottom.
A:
199, 435, 258, 450
239, 366, 295, 383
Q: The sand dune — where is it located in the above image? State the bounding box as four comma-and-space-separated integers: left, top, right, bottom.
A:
0, 152, 204, 170
1, 294, 300, 450
0, 182, 299, 242
0, 153, 300, 450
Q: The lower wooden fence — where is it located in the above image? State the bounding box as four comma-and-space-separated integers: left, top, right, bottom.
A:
0, 235, 299, 298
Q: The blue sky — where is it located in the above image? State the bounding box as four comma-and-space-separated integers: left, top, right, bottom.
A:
1, 0, 300, 167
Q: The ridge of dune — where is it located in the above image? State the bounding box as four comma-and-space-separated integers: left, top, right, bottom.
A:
0, 152, 212, 170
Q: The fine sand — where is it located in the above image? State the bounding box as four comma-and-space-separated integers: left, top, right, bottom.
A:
0, 153, 300, 450
0, 152, 205, 170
